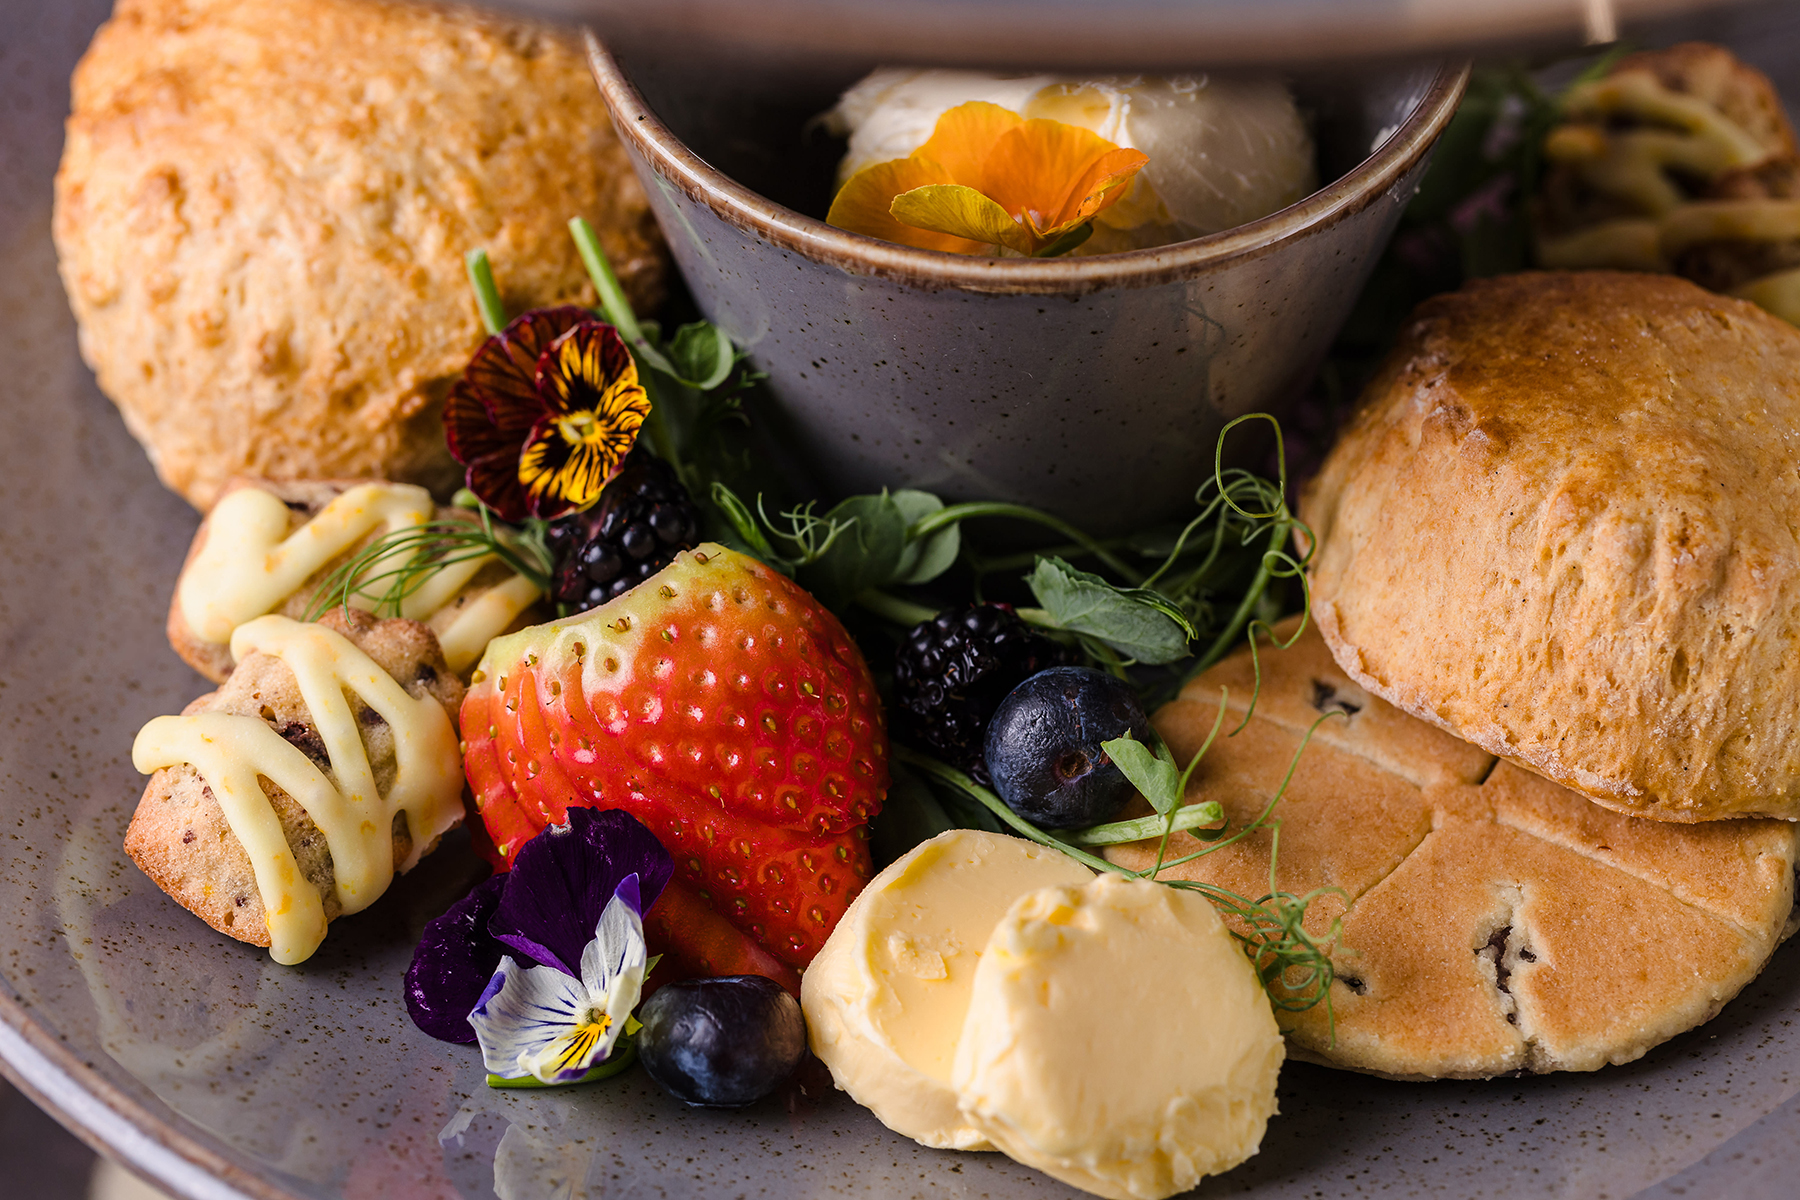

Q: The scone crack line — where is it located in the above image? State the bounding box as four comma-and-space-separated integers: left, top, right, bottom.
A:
1179, 678, 1498, 791
1331, 819, 1437, 915
1487, 809, 1788, 937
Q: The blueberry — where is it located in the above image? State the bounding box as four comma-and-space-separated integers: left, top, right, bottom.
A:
983, 666, 1153, 829
637, 976, 807, 1107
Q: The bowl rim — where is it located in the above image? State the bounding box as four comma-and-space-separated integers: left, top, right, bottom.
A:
587, 35, 1470, 296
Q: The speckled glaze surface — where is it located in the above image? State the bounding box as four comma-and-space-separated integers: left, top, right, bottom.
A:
591, 45, 1463, 532
7, 4, 1800, 1200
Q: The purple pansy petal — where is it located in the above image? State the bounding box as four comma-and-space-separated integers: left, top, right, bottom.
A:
405, 874, 507, 1043
490, 808, 673, 978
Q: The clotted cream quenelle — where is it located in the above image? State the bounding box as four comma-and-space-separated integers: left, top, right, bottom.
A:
954, 874, 1285, 1200
800, 828, 1093, 1149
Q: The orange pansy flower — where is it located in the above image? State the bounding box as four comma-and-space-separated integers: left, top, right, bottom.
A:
828, 102, 1149, 257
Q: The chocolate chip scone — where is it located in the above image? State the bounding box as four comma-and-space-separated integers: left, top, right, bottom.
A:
1109, 618, 1798, 1080
129, 608, 468, 964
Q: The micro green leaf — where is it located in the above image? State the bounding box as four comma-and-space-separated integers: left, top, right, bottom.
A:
1061, 801, 1224, 846
709, 482, 788, 570
1101, 734, 1182, 816
1027, 556, 1197, 664
891, 490, 960, 585
801, 492, 908, 608
302, 507, 552, 625
666, 321, 737, 390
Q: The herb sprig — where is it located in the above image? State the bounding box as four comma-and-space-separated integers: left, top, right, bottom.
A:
358, 231, 1338, 1019
304, 499, 552, 624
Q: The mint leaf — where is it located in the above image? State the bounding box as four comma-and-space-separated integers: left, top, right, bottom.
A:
666, 321, 736, 390
890, 490, 960, 585
1102, 734, 1183, 815
1028, 557, 1196, 664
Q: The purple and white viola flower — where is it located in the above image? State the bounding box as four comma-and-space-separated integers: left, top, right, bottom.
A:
405, 807, 674, 1088
471, 873, 650, 1084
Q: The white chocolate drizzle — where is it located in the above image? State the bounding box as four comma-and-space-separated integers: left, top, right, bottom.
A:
1539, 71, 1800, 306
132, 615, 464, 965
177, 483, 539, 675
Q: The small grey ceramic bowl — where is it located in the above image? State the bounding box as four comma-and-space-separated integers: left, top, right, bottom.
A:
589, 41, 1467, 532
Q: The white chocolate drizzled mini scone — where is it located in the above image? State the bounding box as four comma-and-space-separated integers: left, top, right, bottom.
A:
129, 609, 468, 965
1535, 43, 1800, 322
1108, 619, 1799, 1081
169, 477, 544, 683
1301, 271, 1800, 822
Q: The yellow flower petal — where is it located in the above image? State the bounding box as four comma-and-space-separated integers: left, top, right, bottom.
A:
828, 158, 989, 254
1059, 146, 1152, 231
980, 120, 1149, 239
889, 183, 1033, 254
914, 101, 1025, 183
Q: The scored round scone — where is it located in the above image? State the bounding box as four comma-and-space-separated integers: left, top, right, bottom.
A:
1108, 618, 1799, 1080
1301, 271, 1800, 822
54, 0, 666, 510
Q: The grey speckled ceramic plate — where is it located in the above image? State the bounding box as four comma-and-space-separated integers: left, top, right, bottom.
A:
7, 3, 1800, 1199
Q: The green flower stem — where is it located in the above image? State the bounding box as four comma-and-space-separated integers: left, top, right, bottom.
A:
569, 217, 645, 346
465, 249, 507, 336
1061, 801, 1225, 846
975, 542, 1124, 573
909, 503, 1145, 585
486, 1037, 638, 1089
892, 745, 1120, 876
855, 590, 939, 627
1190, 515, 1289, 678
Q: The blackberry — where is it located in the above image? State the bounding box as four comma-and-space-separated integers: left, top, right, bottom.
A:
892, 604, 1076, 784
545, 449, 702, 613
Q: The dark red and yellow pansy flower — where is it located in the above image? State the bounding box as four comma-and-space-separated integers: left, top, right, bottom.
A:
445, 307, 651, 521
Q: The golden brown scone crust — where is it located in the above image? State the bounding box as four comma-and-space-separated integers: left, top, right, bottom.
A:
1301, 271, 1800, 822
55, 0, 667, 510
1108, 620, 1798, 1080
166, 476, 545, 683
126, 609, 466, 948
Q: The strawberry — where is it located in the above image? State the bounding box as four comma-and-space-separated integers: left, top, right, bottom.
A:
461, 544, 887, 976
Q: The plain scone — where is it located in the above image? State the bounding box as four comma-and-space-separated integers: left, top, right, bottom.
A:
1302, 271, 1800, 822
126, 609, 465, 948
55, 0, 667, 510
1109, 618, 1799, 1080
